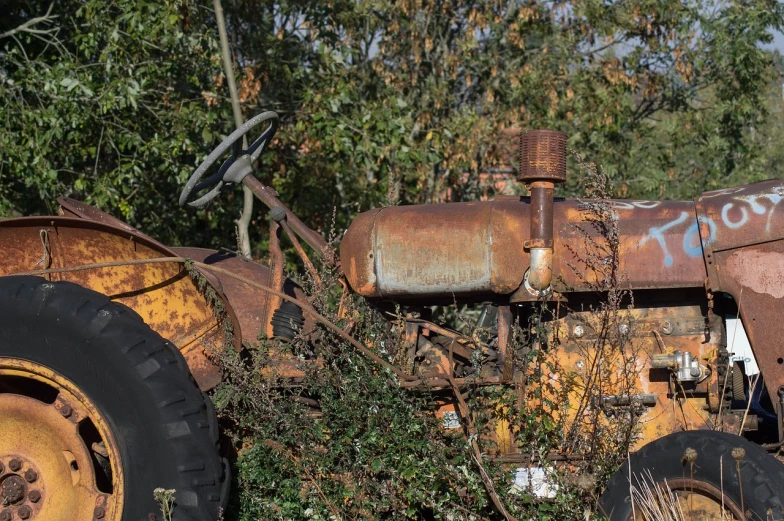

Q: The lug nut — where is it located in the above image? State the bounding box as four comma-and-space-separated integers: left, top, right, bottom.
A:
17, 506, 30, 520
28, 491, 41, 503
8, 459, 21, 472
23, 470, 37, 483
0, 510, 12, 521
60, 405, 73, 418
94, 506, 106, 519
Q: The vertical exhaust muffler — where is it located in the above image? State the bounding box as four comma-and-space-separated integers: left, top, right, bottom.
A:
519, 130, 567, 294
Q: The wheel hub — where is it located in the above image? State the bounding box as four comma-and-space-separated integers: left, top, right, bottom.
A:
0, 458, 42, 520
0, 359, 123, 521
2, 474, 27, 504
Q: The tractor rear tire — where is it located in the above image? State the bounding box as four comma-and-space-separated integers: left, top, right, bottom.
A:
0, 276, 228, 520
599, 430, 784, 520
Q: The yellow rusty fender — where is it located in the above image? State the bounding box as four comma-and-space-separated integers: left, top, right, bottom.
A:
0, 216, 242, 391
0, 358, 125, 521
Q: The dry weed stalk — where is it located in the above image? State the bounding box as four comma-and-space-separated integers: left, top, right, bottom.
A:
560, 153, 642, 470
630, 471, 685, 521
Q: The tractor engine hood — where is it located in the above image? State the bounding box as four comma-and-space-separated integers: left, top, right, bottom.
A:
340, 197, 709, 301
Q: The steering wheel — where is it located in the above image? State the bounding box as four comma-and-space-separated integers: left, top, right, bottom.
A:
179, 111, 279, 208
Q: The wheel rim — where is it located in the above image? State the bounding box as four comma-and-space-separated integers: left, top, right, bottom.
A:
631, 477, 743, 521
0, 358, 124, 521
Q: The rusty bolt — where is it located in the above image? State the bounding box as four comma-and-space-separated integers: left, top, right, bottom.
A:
0, 510, 12, 521
23, 470, 36, 484
28, 491, 40, 503
60, 405, 73, 418
17, 506, 30, 520
8, 459, 21, 472
94, 507, 106, 519
661, 320, 673, 335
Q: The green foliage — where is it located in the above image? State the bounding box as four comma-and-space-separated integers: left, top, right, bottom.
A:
3, 0, 783, 253
1, 0, 236, 246
213, 296, 491, 520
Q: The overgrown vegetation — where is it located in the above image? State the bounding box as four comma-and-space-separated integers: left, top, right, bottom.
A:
204, 157, 638, 520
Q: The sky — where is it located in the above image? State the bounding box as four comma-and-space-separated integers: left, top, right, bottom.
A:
766, 30, 784, 54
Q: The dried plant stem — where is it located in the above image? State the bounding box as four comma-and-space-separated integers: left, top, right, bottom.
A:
213, 0, 253, 259
448, 377, 518, 521
720, 455, 725, 518
738, 373, 760, 436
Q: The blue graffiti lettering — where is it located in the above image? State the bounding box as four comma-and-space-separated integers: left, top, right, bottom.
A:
639, 211, 690, 267
736, 192, 783, 233
721, 203, 748, 229
683, 216, 716, 257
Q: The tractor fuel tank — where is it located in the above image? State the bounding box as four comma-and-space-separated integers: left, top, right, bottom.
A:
341, 197, 709, 300
341, 201, 527, 299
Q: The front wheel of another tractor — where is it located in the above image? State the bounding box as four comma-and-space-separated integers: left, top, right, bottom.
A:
0, 276, 229, 521
599, 430, 784, 520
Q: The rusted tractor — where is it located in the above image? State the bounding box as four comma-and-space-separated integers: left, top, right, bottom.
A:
1, 111, 784, 520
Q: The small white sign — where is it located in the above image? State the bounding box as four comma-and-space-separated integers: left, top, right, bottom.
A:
726, 317, 759, 375
512, 467, 559, 499
442, 411, 461, 429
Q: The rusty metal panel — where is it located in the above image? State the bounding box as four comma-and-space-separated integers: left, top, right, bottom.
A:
343, 197, 708, 302
695, 180, 784, 291
705, 242, 784, 414
342, 201, 527, 299
551, 199, 709, 293
57, 196, 144, 236
0, 217, 234, 390
693, 180, 784, 411
173, 247, 315, 343
547, 304, 723, 452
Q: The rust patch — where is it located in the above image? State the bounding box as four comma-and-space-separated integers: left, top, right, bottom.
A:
725, 249, 784, 298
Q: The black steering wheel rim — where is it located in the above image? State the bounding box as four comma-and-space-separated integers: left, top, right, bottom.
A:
179, 111, 279, 208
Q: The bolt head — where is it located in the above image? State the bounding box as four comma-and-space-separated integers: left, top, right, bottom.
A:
60, 405, 72, 418
0, 510, 12, 521
28, 491, 40, 503
8, 459, 21, 472
94, 506, 106, 519
17, 506, 30, 520
661, 320, 673, 335
23, 470, 36, 484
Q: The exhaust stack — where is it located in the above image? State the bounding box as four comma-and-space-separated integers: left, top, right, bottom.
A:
519, 130, 567, 293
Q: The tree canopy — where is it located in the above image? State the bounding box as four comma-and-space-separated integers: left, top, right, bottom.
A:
2, 0, 783, 251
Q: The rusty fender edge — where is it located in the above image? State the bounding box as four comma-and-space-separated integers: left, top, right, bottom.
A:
0, 214, 241, 392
